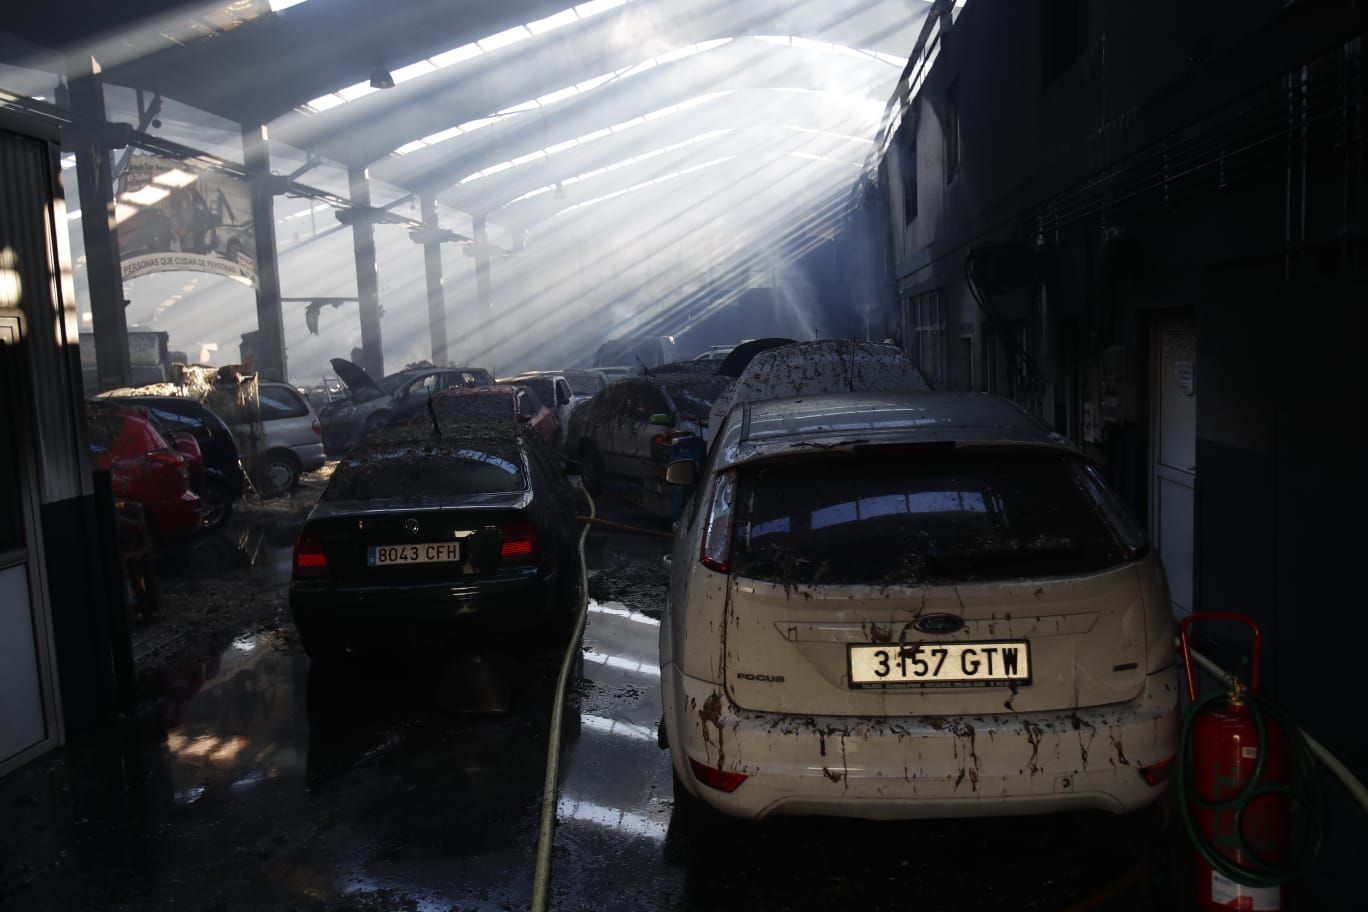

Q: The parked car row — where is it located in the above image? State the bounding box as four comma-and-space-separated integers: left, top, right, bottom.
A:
86, 375, 334, 544
283, 334, 1178, 836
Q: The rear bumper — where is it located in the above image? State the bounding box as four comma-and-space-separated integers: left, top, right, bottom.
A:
320, 418, 361, 456
665, 666, 1179, 821
292, 443, 326, 472
148, 491, 203, 540
291, 567, 556, 648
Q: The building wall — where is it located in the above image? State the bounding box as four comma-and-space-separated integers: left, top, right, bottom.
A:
860, 0, 1367, 774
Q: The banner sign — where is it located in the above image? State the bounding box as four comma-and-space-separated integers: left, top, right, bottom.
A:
116, 153, 257, 286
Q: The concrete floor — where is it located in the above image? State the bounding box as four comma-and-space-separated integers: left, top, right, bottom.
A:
0, 512, 1183, 911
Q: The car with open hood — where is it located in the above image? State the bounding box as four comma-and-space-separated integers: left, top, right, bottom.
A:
289, 420, 578, 659
318, 358, 494, 456
661, 391, 1177, 824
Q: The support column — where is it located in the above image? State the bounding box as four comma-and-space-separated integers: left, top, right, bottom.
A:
66, 62, 129, 391
473, 214, 491, 357
420, 194, 448, 366
242, 125, 286, 382
347, 165, 384, 379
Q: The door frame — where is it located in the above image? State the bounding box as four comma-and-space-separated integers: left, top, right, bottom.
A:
0, 313, 65, 777
1147, 309, 1198, 618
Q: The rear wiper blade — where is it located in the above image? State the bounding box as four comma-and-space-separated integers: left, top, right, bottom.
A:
791, 438, 868, 450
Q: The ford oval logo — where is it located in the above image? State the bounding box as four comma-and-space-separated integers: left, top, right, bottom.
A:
403, 518, 420, 536
914, 613, 964, 634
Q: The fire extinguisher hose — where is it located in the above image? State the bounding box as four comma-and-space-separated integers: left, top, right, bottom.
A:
1176, 688, 1326, 888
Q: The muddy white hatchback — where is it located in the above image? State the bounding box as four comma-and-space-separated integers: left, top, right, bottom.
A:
660, 391, 1179, 821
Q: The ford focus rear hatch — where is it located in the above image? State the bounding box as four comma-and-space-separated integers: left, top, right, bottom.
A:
719, 444, 1151, 717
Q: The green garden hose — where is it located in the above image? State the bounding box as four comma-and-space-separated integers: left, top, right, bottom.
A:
1175, 683, 1325, 889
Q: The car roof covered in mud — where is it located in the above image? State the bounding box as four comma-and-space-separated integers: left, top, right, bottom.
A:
715, 391, 1074, 468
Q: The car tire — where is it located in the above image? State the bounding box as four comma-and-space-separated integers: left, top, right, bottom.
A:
199, 478, 234, 531
579, 443, 606, 495
364, 412, 391, 435
258, 449, 300, 495
670, 765, 723, 836
299, 626, 349, 664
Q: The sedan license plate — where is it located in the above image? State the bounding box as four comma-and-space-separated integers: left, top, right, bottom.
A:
367, 542, 462, 567
848, 641, 1031, 688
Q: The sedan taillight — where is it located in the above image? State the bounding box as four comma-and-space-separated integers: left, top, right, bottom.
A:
293, 532, 328, 578
146, 449, 188, 480
700, 470, 736, 573
311, 418, 321, 436
500, 521, 538, 563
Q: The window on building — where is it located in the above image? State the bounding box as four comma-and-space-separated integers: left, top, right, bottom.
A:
1042, 0, 1086, 86
944, 83, 959, 184
896, 117, 918, 223
902, 292, 943, 386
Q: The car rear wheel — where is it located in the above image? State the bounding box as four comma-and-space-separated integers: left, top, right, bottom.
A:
258, 449, 300, 494
199, 478, 233, 530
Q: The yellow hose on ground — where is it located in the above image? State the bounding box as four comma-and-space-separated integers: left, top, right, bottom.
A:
529, 484, 595, 912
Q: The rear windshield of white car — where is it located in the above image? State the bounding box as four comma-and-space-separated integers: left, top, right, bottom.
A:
730, 448, 1141, 586
324, 445, 525, 501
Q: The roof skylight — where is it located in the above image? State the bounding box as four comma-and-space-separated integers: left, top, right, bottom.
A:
302, 0, 638, 113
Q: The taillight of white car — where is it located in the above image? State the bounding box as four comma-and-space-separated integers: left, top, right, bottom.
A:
699, 469, 737, 573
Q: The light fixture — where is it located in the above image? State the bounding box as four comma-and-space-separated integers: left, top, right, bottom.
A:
369, 67, 395, 90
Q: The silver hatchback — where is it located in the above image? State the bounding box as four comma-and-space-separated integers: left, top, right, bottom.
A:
248, 382, 327, 493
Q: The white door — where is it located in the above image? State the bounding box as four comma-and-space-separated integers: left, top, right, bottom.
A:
1151, 315, 1197, 617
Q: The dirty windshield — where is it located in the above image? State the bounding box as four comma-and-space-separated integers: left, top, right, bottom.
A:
731, 450, 1132, 586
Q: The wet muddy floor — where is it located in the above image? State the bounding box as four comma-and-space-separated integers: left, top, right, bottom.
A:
0, 494, 1187, 911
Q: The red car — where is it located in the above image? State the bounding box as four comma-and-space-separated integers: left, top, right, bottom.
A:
86, 405, 202, 540
428, 386, 557, 449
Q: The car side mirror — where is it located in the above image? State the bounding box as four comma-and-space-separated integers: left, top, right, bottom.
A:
557, 387, 571, 406
665, 459, 698, 486
648, 412, 673, 427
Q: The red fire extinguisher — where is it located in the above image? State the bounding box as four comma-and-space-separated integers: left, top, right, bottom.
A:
1177, 612, 1321, 911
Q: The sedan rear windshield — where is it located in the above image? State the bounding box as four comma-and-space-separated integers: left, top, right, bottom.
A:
731, 448, 1139, 586
324, 445, 525, 501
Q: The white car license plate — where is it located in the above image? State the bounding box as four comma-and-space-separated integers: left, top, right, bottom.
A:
367, 542, 462, 567
848, 641, 1031, 687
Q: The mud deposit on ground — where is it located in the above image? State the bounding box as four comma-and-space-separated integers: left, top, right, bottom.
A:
587, 558, 668, 618
131, 479, 323, 696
